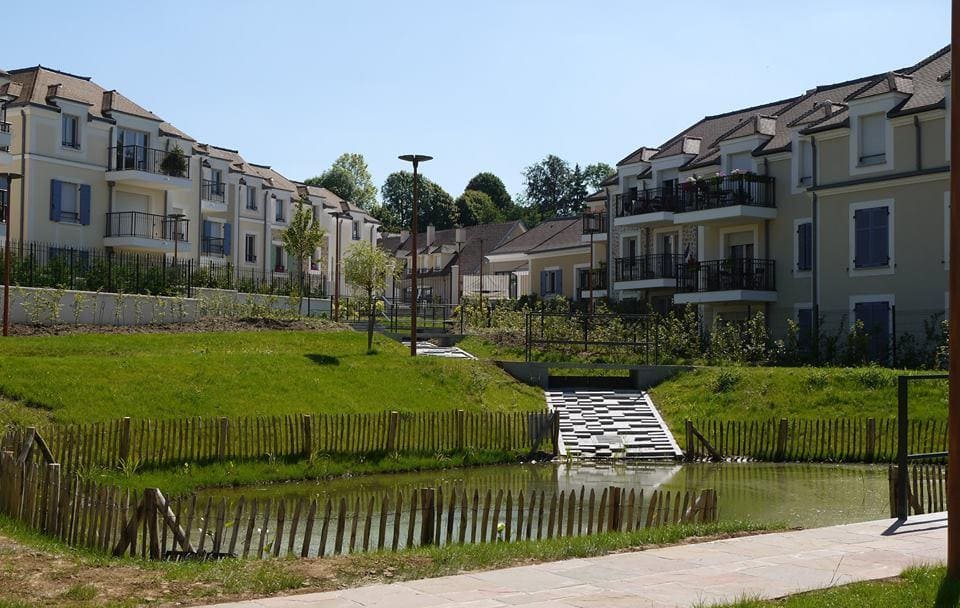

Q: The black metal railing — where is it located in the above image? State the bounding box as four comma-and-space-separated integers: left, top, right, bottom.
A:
201, 180, 226, 203
109, 145, 191, 178
614, 254, 683, 282
578, 267, 607, 291
615, 175, 775, 218
677, 258, 775, 293
0, 122, 10, 133
582, 211, 607, 234
615, 188, 679, 217
201, 236, 225, 256
0, 201, 7, 224
105, 211, 188, 242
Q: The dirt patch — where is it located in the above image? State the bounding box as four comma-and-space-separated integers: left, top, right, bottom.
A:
7, 317, 345, 337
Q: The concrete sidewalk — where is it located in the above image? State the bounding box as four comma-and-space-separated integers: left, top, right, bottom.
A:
205, 513, 947, 608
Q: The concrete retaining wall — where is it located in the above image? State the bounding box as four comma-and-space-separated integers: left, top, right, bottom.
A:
496, 361, 692, 390
2, 286, 200, 326
192, 288, 332, 317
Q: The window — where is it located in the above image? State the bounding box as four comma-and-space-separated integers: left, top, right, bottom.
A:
728, 151, 753, 173
853, 206, 889, 268
209, 169, 224, 196
797, 307, 813, 354
352, 221, 361, 240
246, 187, 258, 210
539, 269, 562, 296
244, 234, 257, 263
61, 114, 80, 149
274, 199, 284, 222
853, 300, 891, 362
796, 221, 813, 272
49, 180, 90, 225
858, 113, 886, 165
273, 245, 285, 272
623, 237, 637, 261
797, 140, 813, 186
115, 128, 148, 170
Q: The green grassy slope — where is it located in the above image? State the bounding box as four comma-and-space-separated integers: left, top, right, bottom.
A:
0, 331, 545, 424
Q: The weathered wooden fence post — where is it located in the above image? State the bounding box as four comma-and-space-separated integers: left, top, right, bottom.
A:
551, 412, 561, 456
45, 463, 60, 535
385, 411, 400, 453
118, 417, 131, 466
456, 410, 465, 451
302, 415, 313, 459
866, 418, 877, 463
419, 488, 436, 546
685, 420, 694, 460
217, 417, 229, 460
608, 486, 622, 531
775, 418, 789, 462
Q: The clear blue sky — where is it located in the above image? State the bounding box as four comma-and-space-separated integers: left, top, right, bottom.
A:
3, 0, 949, 200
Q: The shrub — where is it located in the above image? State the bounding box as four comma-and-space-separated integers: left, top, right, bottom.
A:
804, 369, 830, 390
712, 369, 742, 393
849, 365, 894, 390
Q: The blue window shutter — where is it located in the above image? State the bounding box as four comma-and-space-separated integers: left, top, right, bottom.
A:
202, 220, 212, 238
78, 185, 91, 225
50, 179, 62, 222
556, 270, 563, 295
223, 223, 232, 256
854, 209, 870, 267
540, 270, 547, 295
797, 223, 812, 271
873, 207, 889, 265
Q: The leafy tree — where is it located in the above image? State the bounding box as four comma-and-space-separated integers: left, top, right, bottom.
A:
465, 172, 514, 214
456, 190, 504, 226
521, 155, 589, 218
343, 241, 400, 352
380, 171, 458, 232
281, 200, 326, 312
583, 162, 615, 191
305, 153, 378, 210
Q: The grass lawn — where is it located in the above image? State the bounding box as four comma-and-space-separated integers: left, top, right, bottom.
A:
715, 566, 958, 607
0, 514, 769, 608
0, 330, 545, 425
650, 366, 947, 433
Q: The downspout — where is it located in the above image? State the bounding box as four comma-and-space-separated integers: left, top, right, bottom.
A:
18, 109, 25, 251
197, 157, 202, 263
914, 115, 923, 171
262, 190, 269, 275
810, 136, 820, 362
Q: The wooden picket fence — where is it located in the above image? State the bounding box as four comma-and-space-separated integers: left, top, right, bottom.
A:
685, 418, 948, 463
888, 463, 948, 517
2, 410, 558, 471
0, 444, 718, 560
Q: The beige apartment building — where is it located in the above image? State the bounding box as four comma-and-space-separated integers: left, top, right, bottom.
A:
592, 45, 951, 359
0, 66, 379, 298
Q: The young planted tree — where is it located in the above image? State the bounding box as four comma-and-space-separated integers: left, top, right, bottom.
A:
281, 201, 326, 313
343, 241, 400, 352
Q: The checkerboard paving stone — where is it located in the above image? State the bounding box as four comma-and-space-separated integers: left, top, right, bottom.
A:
546, 390, 682, 459
199, 513, 946, 608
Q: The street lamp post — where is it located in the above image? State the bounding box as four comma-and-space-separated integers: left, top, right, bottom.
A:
399, 154, 432, 357
948, 0, 960, 580
332, 210, 352, 322
168, 212, 186, 292
2, 172, 22, 337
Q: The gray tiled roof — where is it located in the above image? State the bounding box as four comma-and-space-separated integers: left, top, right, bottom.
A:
490, 217, 583, 255
387, 221, 526, 274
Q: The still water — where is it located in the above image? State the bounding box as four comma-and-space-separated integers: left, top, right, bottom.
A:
199, 461, 890, 529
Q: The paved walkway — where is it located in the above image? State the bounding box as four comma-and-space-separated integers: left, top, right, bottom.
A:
204, 513, 947, 608
547, 390, 682, 460
401, 341, 477, 359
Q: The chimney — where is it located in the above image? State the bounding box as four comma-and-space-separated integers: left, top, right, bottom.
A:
455, 227, 466, 245
426, 224, 435, 246
400, 229, 410, 242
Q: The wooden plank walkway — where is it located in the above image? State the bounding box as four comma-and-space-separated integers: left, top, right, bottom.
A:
201, 513, 947, 608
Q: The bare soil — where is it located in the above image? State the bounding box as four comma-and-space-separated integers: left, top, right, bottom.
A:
6, 317, 344, 337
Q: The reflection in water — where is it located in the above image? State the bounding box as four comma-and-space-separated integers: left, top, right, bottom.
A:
199, 461, 889, 529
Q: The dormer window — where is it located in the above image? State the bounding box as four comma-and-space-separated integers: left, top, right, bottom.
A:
246, 186, 257, 210
858, 113, 886, 166
352, 221, 361, 240
797, 140, 813, 186
727, 152, 753, 173
61, 114, 80, 149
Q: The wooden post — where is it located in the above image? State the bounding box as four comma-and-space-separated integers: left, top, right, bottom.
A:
456, 410, 465, 451
608, 486, 622, 532
385, 411, 400, 453
551, 412, 560, 457
866, 417, 877, 463
420, 488, 436, 546
775, 418, 789, 462
217, 417, 229, 461
45, 463, 60, 535
302, 415, 313, 459
118, 417, 131, 466
685, 420, 694, 461
145, 489, 161, 559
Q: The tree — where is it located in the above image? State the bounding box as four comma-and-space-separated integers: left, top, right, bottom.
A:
521, 155, 586, 218
343, 242, 400, 352
281, 201, 326, 312
380, 171, 458, 232
304, 153, 378, 211
456, 190, 504, 226
583, 162, 614, 191
465, 172, 514, 215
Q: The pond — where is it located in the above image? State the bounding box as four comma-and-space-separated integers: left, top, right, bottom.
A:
197, 461, 890, 530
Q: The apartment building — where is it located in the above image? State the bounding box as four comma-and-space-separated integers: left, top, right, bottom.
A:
593, 45, 951, 358
0, 65, 380, 297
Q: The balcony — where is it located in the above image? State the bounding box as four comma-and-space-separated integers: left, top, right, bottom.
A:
614, 190, 677, 227
201, 180, 227, 212
581, 212, 607, 242
105, 145, 192, 191
672, 173, 776, 224
104, 211, 189, 252
674, 258, 776, 305
201, 236, 226, 257
578, 267, 607, 298
613, 254, 682, 291
0, 121, 11, 151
